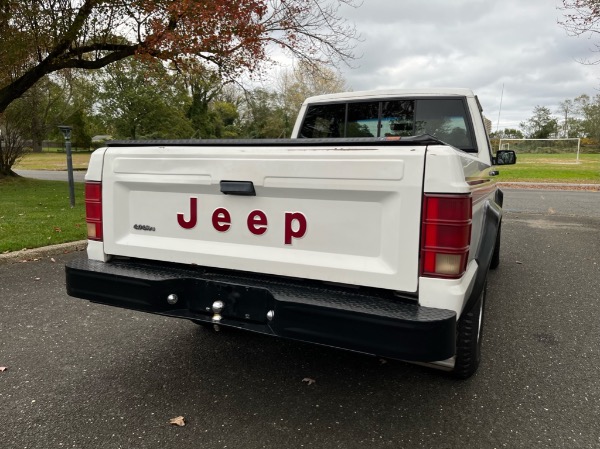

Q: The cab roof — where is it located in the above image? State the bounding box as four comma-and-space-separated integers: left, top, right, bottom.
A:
303, 88, 475, 105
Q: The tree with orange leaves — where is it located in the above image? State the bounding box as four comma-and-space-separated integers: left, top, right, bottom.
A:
0, 0, 358, 113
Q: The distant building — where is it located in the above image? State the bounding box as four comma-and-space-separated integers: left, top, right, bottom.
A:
483, 117, 492, 135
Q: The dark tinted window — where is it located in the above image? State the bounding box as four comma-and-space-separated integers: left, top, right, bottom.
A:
298, 103, 346, 138
347, 102, 379, 137
415, 99, 473, 150
299, 97, 475, 151
381, 100, 415, 137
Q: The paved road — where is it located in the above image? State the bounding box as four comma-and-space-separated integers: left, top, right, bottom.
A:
14, 169, 86, 182
1, 189, 599, 448
502, 188, 600, 218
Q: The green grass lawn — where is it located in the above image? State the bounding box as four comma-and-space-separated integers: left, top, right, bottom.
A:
496, 153, 600, 184
14, 151, 92, 171
0, 177, 86, 253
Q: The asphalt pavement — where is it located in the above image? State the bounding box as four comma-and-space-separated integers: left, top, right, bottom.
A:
1, 189, 599, 448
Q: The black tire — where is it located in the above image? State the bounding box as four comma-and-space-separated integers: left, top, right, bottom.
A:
452, 278, 487, 379
489, 223, 501, 270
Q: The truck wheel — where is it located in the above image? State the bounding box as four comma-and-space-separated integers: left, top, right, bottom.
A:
489, 223, 501, 270
452, 278, 487, 379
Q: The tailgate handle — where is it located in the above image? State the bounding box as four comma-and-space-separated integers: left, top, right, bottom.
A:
220, 180, 256, 196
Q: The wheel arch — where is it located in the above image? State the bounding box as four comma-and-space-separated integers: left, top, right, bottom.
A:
464, 199, 501, 313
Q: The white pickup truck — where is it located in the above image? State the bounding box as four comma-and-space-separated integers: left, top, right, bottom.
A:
66, 88, 516, 378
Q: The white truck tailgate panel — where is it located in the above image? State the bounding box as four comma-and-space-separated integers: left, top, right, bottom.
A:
102, 146, 425, 292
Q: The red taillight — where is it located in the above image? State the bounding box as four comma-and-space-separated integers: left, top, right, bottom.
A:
85, 181, 103, 241
420, 194, 472, 279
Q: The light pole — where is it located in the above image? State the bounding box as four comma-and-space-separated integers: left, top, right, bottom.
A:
58, 125, 75, 208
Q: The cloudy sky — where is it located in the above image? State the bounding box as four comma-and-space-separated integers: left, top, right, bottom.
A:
325, 0, 599, 131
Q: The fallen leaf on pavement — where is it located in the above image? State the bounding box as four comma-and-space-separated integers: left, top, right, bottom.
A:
169, 416, 185, 427
302, 377, 316, 386
0, 367, 7, 372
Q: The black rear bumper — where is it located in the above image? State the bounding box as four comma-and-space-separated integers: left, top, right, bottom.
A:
65, 258, 456, 362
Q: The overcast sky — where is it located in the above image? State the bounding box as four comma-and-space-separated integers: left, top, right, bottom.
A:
322, 0, 599, 131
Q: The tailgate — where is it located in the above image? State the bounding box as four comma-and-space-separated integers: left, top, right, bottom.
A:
101, 144, 425, 292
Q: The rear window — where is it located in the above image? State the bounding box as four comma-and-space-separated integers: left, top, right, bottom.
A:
299, 98, 475, 151
298, 103, 346, 138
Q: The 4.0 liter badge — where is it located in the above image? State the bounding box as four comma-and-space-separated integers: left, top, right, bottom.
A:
133, 224, 156, 232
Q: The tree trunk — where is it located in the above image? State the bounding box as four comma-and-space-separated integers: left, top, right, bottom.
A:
30, 96, 43, 153
0, 168, 19, 178
31, 138, 43, 153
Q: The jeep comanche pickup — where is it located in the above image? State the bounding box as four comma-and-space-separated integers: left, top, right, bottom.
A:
65, 88, 516, 378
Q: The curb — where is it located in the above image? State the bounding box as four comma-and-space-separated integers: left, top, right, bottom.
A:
0, 240, 87, 265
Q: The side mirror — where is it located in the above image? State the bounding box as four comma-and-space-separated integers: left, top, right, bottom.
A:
494, 150, 517, 165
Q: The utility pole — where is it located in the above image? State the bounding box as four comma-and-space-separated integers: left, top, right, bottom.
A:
58, 125, 75, 208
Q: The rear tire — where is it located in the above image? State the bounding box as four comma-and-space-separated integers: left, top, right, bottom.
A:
452, 278, 487, 379
489, 223, 501, 270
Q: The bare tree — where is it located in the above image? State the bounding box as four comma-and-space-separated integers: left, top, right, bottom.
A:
560, 0, 600, 63
278, 61, 349, 134
557, 99, 574, 137
0, 115, 26, 177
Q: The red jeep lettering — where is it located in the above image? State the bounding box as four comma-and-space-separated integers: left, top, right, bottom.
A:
177, 197, 198, 229
247, 210, 268, 235
212, 208, 231, 232
284, 212, 307, 245
178, 199, 306, 244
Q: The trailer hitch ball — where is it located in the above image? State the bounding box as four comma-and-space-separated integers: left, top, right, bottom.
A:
212, 300, 224, 322
167, 294, 178, 305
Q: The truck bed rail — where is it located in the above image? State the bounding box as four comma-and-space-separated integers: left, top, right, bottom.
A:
104, 135, 444, 148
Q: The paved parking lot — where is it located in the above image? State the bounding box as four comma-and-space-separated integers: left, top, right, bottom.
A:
1, 189, 599, 448
14, 169, 86, 182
